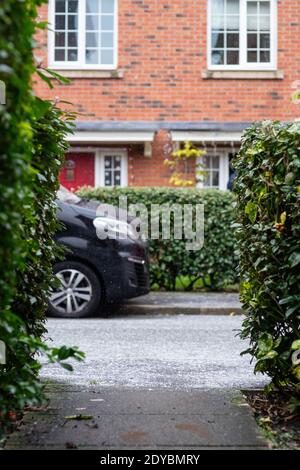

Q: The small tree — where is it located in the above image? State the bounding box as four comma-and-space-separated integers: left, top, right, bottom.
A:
164, 141, 206, 187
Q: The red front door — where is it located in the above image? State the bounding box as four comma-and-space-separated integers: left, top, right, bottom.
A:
60, 153, 95, 191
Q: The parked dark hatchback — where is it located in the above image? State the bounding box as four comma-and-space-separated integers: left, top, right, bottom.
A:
48, 187, 149, 318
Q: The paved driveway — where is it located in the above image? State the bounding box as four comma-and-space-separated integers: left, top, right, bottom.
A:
42, 315, 267, 389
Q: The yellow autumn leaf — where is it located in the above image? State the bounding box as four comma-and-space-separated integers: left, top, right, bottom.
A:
280, 211, 287, 225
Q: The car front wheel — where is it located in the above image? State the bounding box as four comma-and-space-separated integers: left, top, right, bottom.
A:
48, 261, 102, 318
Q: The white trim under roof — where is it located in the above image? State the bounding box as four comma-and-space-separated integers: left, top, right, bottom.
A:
171, 131, 242, 143
67, 131, 155, 143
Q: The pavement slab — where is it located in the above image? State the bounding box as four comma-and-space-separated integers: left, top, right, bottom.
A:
4, 315, 269, 450
5, 387, 267, 450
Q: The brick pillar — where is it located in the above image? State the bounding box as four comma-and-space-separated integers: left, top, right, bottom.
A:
151, 129, 174, 186
128, 129, 175, 187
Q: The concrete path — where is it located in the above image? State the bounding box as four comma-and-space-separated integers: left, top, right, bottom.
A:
114, 292, 242, 316
4, 315, 268, 450
5, 386, 267, 450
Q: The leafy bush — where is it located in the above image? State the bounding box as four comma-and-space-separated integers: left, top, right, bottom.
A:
15, 100, 75, 336
0, 1, 82, 435
234, 121, 300, 389
78, 187, 239, 291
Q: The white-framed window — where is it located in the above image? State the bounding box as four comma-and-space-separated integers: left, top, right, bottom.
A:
48, 0, 118, 69
197, 150, 232, 190
207, 0, 277, 70
95, 151, 128, 187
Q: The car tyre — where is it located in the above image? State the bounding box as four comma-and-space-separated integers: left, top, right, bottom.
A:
48, 261, 102, 318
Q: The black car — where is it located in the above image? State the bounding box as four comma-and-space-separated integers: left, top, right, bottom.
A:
48, 187, 149, 318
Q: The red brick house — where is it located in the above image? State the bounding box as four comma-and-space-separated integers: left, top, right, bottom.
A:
35, 0, 300, 190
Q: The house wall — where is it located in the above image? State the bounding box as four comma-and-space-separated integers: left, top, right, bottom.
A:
35, 1, 300, 121
128, 130, 173, 186
34, 1, 300, 187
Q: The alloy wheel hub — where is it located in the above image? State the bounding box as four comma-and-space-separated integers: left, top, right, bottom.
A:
50, 269, 92, 315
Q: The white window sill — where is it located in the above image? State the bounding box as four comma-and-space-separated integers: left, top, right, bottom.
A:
202, 69, 284, 80
45, 69, 124, 79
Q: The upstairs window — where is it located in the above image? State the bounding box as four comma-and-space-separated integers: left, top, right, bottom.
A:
49, 0, 117, 69
208, 0, 277, 69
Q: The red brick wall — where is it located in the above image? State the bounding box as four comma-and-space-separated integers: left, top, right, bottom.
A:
35, 1, 300, 121
128, 130, 173, 186
34, 1, 300, 187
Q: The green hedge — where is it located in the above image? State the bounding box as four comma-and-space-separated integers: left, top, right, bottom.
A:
0, 1, 82, 435
78, 187, 239, 291
234, 121, 300, 389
